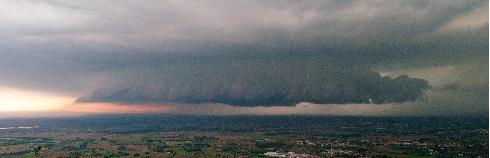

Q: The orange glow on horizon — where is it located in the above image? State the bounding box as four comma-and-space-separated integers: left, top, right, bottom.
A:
63, 103, 172, 113
0, 87, 75, 111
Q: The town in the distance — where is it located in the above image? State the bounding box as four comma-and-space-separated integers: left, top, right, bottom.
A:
0, 115, 487, 158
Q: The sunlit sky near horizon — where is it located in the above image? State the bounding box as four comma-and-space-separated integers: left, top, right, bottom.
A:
0, 0, 487, 116
0, 86, 73, 111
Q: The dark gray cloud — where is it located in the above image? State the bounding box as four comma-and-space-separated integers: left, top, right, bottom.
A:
0, 1, 487, 110
76, 54, 430, 106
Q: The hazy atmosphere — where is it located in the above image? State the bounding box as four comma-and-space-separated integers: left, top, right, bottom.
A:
0, 0, 488, 116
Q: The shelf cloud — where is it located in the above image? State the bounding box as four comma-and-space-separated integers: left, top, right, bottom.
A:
76, 55, 430, 106
0, 0, 486, 113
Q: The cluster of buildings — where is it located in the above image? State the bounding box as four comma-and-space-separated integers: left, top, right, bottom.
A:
263, 151, 318, 158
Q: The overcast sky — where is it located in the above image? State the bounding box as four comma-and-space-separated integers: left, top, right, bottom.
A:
0, 0, 487, 116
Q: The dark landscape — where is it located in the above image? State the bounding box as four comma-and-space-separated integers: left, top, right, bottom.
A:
0, 0, 488, 158
0, 115, 487, 157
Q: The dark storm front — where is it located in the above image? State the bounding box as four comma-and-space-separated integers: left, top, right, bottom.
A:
0, 115, 487, 157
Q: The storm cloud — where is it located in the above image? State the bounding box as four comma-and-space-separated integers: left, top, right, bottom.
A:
76, 54, 430, 106
0, 1, 487, 112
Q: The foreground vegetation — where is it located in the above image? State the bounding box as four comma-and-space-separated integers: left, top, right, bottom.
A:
0, 115, 487, 157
